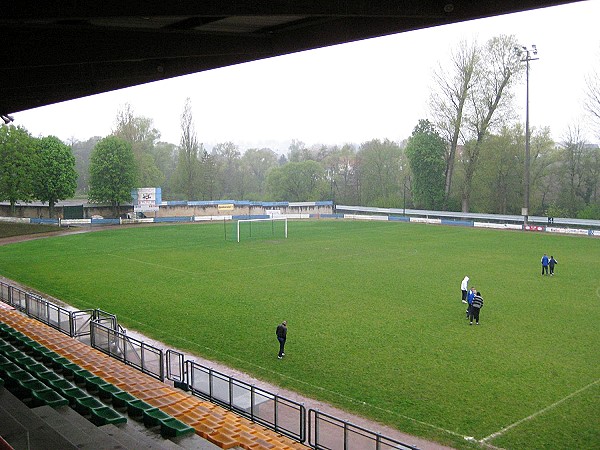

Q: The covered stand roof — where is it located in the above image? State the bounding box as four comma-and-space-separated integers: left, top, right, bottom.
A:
1, 1, 579, 119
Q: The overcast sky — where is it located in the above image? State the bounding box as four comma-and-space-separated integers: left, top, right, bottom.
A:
12, 1, 600, 154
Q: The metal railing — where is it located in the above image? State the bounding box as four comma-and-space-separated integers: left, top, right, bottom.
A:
184, 359, 306, 442
309, 409, 420, 450
91, 320, 164, 381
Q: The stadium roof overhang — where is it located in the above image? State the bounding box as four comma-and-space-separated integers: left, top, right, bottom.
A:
0, 1, 581, 119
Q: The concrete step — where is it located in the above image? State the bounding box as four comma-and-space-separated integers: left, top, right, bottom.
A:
0, 387, 77, 450
32, 404, 127, 449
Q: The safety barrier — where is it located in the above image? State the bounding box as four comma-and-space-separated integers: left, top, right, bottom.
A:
91, 321, 164, 381
185, 359, 306, 443
309, 409, 419, 450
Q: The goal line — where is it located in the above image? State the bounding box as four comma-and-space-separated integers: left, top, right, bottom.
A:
236, 217, 288, 242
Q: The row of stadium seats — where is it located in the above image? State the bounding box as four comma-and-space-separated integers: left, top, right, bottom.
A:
0, 308, 308, 449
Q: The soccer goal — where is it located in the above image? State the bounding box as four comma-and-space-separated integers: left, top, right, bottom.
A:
236, 217, 288, 242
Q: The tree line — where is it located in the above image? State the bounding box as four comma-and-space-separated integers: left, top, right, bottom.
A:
1, 35, 599, 219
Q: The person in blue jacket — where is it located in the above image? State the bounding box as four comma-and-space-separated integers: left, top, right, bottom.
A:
541, 253, 549, 275
466, 287, 476, 319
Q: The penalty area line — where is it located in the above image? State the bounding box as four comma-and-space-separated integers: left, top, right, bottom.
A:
480, 378, 600, 444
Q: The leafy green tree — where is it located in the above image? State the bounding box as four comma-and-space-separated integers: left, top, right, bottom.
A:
556, 125, 598, 216
172, 98, 202, 200
266, 160, 327, 201
88, 136, 137, 216
152, 141, 178, 198
71, 136, 101, 194
212, 142, 241, 198
323, 144, 359, 205
0, 125, 36, 214
33, 136, 78, 217
405, 120, 446, 209
113, 103, 164, 187
470, 126, 522, 214
356, 139, 403, 207
241, 148, 279, 199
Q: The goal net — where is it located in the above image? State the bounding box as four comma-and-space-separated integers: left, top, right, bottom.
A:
236, 217, 288, 242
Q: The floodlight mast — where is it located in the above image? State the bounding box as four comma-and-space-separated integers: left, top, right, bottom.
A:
516, 44, 539, 226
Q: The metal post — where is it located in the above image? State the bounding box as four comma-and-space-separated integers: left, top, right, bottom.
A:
518, 45, 538, 226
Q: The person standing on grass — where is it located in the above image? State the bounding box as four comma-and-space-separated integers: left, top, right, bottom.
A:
469, 291, 484, 325
541, 253, 549, 275
460, 276, 469, 304
549, 255, 558, 276
466, 286, 476, 319
276, 320, 287, 359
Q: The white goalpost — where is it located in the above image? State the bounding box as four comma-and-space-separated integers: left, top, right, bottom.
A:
236, 217, 288, 242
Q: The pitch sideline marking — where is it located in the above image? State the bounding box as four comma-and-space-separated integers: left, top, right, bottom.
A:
105, 252, 368, 276
480, 378, 600, 444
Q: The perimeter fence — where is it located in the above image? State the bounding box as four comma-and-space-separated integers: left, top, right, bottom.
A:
0, 278, 419, 449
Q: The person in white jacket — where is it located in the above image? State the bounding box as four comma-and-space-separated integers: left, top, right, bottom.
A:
460, 276, 469, 303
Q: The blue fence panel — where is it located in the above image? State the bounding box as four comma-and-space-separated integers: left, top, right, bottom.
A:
154, 216, 192, 223
91, 218, 120, 225
441, 219, 474, 227
261, 202, 289, 207
30, 218, 60, 225
388, 215, 410, 222
232, 214, 270, 220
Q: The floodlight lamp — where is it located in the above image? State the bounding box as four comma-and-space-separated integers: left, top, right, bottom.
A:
1, 114, 15, 125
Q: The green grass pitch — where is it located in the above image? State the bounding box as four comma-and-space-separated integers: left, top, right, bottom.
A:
0, 220, 598, 449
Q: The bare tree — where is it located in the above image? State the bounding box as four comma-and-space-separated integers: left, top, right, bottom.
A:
583, 51, 600, 138
429, 40, 478, 208
460, 35, 522, 212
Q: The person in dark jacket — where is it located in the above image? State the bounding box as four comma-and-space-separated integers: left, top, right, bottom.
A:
469, 292, 484, 325
276, 321, 287, 359
549, 256, 558, 276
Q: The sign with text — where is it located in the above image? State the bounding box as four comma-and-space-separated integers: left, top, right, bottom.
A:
134, 187, 160, 212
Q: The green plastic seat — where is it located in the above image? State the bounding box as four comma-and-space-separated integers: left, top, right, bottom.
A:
59, 362, 81, 379
112, 390, 137, 409
143, 407, 171, 428
89, 406, 127, 426
4, 368, 36, 392
127, 399, 156, 419
160, 417, 195, 438
75, 396, 105, 415
49, 355, 71, 371
36, 370, 63, 384
19, 378, 51, 399
30, 388, 69, 408
85, 375, 109, 394
62, 386, 93, 406
97, 382, 123, 401
48, 377, 76, 392
72, 368, 94, 385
